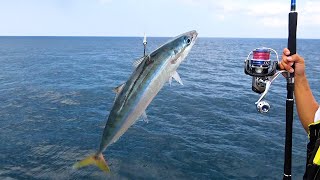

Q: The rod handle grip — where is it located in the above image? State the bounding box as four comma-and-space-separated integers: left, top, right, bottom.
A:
287, 12, 298, 78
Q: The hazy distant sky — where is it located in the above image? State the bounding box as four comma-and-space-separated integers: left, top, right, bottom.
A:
0, 0, 319, 38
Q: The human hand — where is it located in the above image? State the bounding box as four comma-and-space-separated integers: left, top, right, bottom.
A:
279, 48, 305, 76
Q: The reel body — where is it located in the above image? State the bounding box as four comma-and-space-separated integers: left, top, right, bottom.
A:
252, 77, 267, 94
244, 47, 284, 113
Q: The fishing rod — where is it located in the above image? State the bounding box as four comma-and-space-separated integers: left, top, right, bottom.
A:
283, 0, 297, 179
244, 0, 298, 179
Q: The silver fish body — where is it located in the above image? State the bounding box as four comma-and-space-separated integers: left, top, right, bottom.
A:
99, 30, 198, 152
74, 30, 198, 172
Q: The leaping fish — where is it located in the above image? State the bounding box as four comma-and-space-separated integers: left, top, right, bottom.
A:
73, 30, 198, 172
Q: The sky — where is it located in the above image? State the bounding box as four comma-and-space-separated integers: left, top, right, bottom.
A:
0, 0, 319, 38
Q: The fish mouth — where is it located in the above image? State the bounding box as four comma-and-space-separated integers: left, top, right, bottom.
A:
189, 30, 198, 42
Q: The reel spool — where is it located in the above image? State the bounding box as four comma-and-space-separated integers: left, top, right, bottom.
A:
244, 47, 279, 77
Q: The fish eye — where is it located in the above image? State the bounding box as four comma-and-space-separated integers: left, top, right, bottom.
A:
186, 38, 191, 45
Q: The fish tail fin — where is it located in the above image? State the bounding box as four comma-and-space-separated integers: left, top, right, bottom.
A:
73, 153, 110, 173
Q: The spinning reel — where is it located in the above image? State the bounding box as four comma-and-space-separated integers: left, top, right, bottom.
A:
244, 47, 286, 113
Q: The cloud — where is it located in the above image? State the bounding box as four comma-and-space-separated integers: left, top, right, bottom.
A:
216, 14, 225, 21
174, 0, 320, 38
176, 0, 287, 23
246, 2, 287, 16
245, 2, 287, 28
261, 17, 285, 28
300, 1, 320, 26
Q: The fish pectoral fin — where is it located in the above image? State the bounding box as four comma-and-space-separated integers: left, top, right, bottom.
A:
169, 71, 183, 85
140, 111, 149, 123
73, 153, 110, 173
169, 77, 173, 86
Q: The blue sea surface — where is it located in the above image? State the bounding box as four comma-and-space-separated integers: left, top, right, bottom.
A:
0, 36, 320, 179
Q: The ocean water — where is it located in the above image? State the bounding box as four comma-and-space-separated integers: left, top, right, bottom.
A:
0, 36, 320, 180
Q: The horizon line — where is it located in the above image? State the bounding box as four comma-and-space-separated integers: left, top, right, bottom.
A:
0, 35, 319, 40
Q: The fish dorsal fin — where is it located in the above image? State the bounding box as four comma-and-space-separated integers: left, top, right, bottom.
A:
113, 83, 125, 94
169, 71, 183, 86
133, 56, 147, 68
